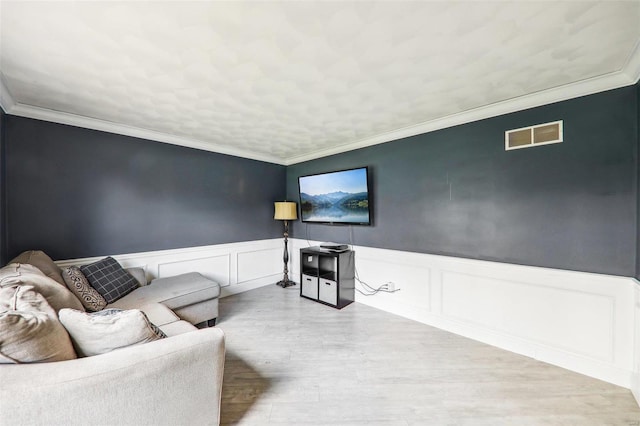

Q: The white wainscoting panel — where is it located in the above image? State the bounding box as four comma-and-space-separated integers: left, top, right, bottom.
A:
158, 255, 230, 287
237, 248, 283, 283
440, 271, 615, 362
56, 239, 286, 297
633, 282, 640, 405
56, 238, 636, 391
290, 239, 635, 389
356, 256, 432, 312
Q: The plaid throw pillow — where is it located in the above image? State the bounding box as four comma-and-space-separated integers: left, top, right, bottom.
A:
80, 257, 139, 304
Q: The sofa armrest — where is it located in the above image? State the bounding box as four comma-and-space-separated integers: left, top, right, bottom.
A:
126, 267, 148, 286
0, 327, 225, 426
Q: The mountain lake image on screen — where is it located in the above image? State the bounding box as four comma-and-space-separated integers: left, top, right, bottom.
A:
298, 167, 371, 225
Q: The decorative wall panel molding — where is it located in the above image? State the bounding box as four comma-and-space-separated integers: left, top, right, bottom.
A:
55, 238, 637, 393
158, 255, 231, 287
56, 239, 285, 297
237, 248, 283, 284
633, 283, 640, 405
291, 239, 635, 389
440, 270, 615, 362
355, 255, 432, 312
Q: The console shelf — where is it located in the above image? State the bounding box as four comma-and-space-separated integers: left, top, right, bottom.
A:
300, 247, 355, 309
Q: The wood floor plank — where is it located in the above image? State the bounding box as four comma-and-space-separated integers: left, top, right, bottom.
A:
218, 284, 640, 425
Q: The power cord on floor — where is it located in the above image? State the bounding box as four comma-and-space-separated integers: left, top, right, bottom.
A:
354, 267, 400, 296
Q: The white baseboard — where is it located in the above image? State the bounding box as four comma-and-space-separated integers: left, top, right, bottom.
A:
56, 239, 286, 298
291, 239, 636, 390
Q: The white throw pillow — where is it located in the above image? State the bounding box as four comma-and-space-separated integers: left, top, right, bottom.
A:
58, 308, 166, 357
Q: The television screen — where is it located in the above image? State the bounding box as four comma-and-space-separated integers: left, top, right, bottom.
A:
298, 167, 371, 225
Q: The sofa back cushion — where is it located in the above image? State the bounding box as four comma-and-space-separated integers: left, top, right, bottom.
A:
0, 263, 85, 313
59, 308, 166, 357
9, 250, 66, 287
0, 285, 77, 363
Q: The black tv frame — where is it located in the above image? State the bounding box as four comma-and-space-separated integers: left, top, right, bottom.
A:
298, 166, 372, 226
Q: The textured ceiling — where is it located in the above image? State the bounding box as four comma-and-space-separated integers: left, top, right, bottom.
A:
1, 1, 639, 165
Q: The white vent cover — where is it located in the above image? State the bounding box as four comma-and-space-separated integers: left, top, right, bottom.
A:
505, 120, 563, 151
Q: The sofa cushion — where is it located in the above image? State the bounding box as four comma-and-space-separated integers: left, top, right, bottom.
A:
61, 266, 107, 312
0, 285, 77, 363
109, 272, 220, 311
0, 263, 85, 313
59, 308, 166, 357
9, 250, 66, 286
137, 303, 180, 326
80, 257, 139, 304
158, 320, 198, 337
126, 267, 148, 286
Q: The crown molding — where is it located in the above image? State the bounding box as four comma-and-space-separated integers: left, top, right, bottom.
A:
0, 75, 16, 113
284, 68, 638, 165
286, 43, 640, 165
0, 71, 284, 164
3, 44, 639, 167
5, 102, 286, 165
623, 39, 640, 84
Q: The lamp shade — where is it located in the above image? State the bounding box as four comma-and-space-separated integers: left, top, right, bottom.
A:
274, 201, 297, 220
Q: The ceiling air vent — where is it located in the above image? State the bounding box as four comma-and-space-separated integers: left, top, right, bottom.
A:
505, 120, 563, 151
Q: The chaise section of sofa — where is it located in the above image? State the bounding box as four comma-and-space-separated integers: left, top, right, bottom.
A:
109, 271, 220, 326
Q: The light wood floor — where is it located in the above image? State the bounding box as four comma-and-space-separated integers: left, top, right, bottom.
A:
217, 284, 640, 425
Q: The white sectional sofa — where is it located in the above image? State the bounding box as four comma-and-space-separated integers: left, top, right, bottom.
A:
0, 251, 225, 426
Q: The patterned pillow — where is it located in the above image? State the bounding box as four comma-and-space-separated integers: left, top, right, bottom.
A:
79, 257, 139, 304
58, 308, 166, 357
61, 266, 107, 312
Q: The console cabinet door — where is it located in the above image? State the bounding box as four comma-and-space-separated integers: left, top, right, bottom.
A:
319, 278, 338, 306
301, 274, 319, 300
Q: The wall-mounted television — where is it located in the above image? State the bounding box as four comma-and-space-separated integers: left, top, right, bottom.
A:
298, 166, 371, 225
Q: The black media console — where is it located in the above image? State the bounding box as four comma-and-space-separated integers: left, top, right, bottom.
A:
300, 247, 355, 309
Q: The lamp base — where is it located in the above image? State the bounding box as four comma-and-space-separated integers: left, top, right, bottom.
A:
276, 279, 296, 288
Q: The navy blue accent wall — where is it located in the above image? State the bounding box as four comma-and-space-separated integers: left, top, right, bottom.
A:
4, 116, 285, 261
287, 86, 639, 277
2, 84, 639, 275
0, 110, 6, 265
